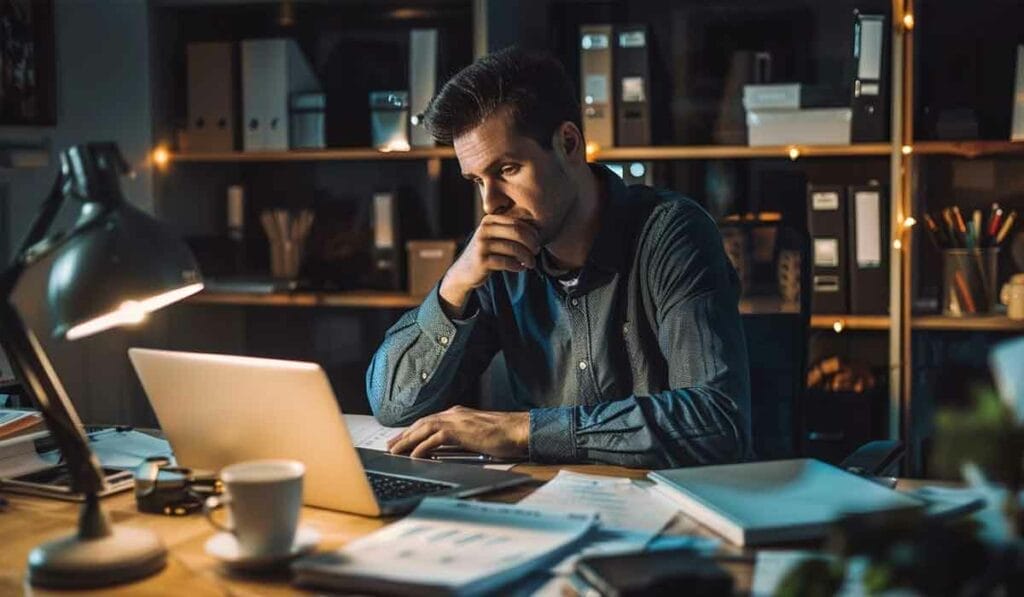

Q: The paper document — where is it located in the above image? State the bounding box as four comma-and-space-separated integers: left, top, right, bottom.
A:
344, 414, 406, 451
518, 470, 680, 573
87, 429, 174, 469
292, 497, 597, 596
752, 551, 867, 597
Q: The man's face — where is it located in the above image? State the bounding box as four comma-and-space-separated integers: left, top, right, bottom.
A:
454, 110, 576, 246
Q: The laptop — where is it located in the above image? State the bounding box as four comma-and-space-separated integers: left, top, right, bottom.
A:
127, 348, 530, 516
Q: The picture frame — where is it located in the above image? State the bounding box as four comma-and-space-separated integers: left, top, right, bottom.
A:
0, 0, 55, 126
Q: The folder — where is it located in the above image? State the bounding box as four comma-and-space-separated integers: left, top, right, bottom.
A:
614, 24, 651, 147
847, 184, 889, 314
580, 25, 615, 149
184, 42, 236, 152
241, 38, 320, 151
409, 29, 438, 148
806, 184, 849, 314
850, 11, 888, 143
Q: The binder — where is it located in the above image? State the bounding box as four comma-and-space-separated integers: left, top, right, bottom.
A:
850, 11, 888, 143
847, 184, 889, 314
370, 191, 402, 290
580, 25, 615, 148
806, 184, 849, 314
409, 29, 438, 148
241, 38, 320, 151
614, 24, 651, 146
184, 42, 236, 152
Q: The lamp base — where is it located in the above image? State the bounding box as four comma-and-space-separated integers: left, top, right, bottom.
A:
27, 525, 167, 589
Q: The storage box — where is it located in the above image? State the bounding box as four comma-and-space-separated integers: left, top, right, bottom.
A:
746, 108, 852, 146
406, 240, 457, 296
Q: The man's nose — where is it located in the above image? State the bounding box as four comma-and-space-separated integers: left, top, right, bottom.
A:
480, 183, 512, 215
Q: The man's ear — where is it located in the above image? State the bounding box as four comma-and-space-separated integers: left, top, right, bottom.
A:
551, 122, 583, 165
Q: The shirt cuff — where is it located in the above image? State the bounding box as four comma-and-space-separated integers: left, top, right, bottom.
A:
415, 282, 478, 351
529, 407, 576, 463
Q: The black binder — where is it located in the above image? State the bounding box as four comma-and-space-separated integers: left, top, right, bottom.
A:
614, 24, 651, 147
847, 183, 889, 314
850, 11, 889, 142
806, 184, 849, 314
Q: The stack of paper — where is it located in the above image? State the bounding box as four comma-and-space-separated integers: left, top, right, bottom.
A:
292, 497, 596, 596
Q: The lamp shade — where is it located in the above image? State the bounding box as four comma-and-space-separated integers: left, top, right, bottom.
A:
48, 202, 203, 340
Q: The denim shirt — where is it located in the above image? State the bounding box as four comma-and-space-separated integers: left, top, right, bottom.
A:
366, 165, 752, 469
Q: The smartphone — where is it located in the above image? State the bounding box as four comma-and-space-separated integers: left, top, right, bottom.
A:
1, 464, 134, 501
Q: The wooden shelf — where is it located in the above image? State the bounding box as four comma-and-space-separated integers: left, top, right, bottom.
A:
810, 314, 890, 331
168, 147, 456, 163
187, 290, 423, 309
912, 140, 1024, 159
166, 143, 898, 164
912, 315, 1024, 332
589, 143, 892, 161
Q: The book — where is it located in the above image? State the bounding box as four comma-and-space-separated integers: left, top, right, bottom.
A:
0, 409, 44, 441
292, 497, 596, 596
648, 459, 923, 546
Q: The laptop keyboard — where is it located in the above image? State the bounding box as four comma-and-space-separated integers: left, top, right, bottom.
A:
366, 471, 453, 502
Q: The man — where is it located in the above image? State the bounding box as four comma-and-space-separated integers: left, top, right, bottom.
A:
366, 48, 751, 469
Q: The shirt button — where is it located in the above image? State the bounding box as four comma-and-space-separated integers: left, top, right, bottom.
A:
570, 298, 579, 307
420, 371, 428, 381
578, 360, 588, 371
439, 335, 449, 345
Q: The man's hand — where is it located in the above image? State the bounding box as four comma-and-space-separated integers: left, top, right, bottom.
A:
386, 406, 530, 460
439, 215, 541, 316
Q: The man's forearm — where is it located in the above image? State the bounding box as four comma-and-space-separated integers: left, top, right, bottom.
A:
528, 388, 749, 469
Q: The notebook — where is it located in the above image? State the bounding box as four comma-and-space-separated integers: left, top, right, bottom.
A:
647, 459, 923, 546
292, 497, 596, 596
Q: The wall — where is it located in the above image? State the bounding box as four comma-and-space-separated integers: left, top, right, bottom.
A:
1, 0, 158, 425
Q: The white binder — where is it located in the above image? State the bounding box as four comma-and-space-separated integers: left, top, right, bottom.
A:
409, 29, 438, 148
241, 38, 320, 151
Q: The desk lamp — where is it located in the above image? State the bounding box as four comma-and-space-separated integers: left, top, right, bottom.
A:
0, 143, 203, 588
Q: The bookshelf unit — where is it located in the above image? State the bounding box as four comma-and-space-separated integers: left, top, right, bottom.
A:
150, 0, 1024, 473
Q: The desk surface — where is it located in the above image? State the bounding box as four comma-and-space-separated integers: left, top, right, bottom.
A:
0, 464, 927, 595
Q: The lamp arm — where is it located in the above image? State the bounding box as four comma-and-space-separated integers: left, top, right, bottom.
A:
0, 168, 106, 496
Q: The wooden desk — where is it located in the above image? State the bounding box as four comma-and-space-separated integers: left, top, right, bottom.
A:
0, 465, 927, 595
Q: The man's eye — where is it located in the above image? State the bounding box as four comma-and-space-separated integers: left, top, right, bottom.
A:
500, 165, 519, 176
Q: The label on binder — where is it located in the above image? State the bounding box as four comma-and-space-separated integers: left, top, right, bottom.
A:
814, 239, 840, 267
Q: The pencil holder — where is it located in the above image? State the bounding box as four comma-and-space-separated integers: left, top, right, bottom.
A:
942, 248, 999, 316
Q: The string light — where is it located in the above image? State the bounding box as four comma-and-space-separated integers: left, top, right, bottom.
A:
787, 147, 800, 161
151, 146, 170, 169
902, 216, 917, 229
902, 13, 915, 30
901, 145, 913, 155
893, 239, 903, 250
833, 320, 845, 334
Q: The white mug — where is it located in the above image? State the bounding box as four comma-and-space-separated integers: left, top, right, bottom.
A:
204, 459, 305, 558
1001, 274, 1024, 320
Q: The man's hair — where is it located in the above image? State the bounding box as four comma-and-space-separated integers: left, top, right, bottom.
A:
423, 47, 581, 149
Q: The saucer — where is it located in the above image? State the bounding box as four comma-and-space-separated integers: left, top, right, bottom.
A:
205, 526, 320, 571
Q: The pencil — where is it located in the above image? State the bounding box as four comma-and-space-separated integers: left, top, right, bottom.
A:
942, 208, 959, 247
996, 210, 1018, 245
972, 210, 982, 246
988, 207, 1004, 239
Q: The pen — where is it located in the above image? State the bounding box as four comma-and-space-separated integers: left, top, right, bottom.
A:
989, 207, 1004, 241
941, 208, 959, 247
431, 453, 494, 463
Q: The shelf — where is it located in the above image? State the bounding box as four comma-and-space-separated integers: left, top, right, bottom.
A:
912, 140, 1024, 159
166, 143, 898, 164
912, 315, 1024, 332
589, 143, 892, 161
187, 290, 423, 309
168, 147, 456, 163
810, 315, 890, 331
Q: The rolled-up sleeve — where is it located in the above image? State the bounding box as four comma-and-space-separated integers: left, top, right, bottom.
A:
366, 283, 500, 426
